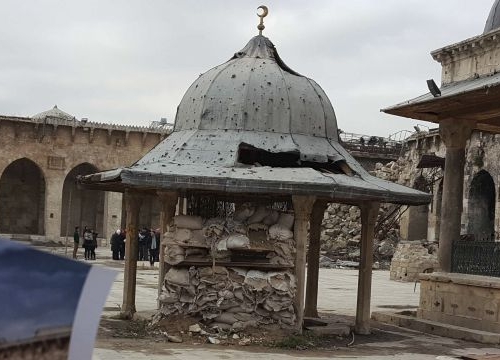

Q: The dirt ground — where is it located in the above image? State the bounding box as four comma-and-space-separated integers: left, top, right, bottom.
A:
95, 312, 500, 359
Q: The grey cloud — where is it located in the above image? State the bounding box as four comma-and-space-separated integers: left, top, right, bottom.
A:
0, 0, 493, 135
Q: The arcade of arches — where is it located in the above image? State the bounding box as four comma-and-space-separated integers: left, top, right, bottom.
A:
0, 112, 168, 241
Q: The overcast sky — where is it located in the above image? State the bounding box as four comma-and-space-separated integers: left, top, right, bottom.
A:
0, 1, 494, 137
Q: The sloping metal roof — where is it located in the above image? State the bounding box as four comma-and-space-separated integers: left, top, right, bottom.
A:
80, 35, 430, 206
382, 72, 500, 133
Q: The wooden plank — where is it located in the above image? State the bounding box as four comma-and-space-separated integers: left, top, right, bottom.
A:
292, 195, 316, 333
121, 191, 143, 319
355, 201, 380, 334
305, 200, 328, 318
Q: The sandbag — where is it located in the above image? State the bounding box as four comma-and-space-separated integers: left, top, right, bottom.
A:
214, 312, 239, 325
226, 234, 250, 249
277, 213, 294, 230
234, 204, 255, 222
165, 268, 190, 287
247, 206, 270, 224
174, 215, 203, 230
263, 210, 280, 226
174, 228, 192, 243
269, 224, 294, 241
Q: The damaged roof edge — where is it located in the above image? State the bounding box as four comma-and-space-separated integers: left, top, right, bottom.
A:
78, 168, 431, 206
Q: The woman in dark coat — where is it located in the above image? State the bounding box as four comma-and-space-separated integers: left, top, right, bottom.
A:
110, 229, 121, 260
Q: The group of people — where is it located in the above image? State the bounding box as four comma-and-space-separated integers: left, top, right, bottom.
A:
72, 226, 98, 260
138, 227, 161, 266
72, 225, 160, 266
109, 227, 160, 266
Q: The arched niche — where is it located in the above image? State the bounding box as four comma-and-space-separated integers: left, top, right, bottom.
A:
0, 158, 46, 235
60, 163, 105, 237
467, 170, 495, 241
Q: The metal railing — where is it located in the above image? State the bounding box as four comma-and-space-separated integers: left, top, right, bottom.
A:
451, 241, 500, 277
339, 132, 404, 157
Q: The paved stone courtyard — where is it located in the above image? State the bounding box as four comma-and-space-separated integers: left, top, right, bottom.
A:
38, 245, 500, 359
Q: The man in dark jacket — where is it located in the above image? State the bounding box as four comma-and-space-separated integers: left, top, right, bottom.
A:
147, 229, 160, 266
110, 229, 122, 260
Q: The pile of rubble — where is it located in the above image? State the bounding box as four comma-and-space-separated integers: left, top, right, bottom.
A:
157, 207, 298, 330
319, 160, 410, 268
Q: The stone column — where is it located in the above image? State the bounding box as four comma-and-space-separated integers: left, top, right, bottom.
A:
44, 173, 63, 242
292, 195, 316, 333
355, 201, 380, 335
157, 191, 179, 308
304, 199, 328, 318
103, 191, 123, 244
438, 119, 473, 272
121, 190, 143, 319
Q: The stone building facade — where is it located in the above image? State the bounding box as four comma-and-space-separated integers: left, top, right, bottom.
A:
0, 106, 169, 242
396, 129, 500, 244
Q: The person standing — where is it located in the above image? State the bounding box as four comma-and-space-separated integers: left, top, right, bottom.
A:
83, 228, 93, 260
110, 229, 121, 260
118, 230, 126, 260
138, 228, 148, 261
72, 226, 80, 259
91, 231, 98, 260
148, 229, 160, 266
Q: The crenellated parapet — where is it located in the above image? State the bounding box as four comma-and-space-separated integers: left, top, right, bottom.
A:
0, 114, 170, 146
432, 27, 500, 85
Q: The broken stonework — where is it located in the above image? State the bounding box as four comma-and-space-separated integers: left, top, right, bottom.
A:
319, 159, 414, 267
390, 240, 439, 282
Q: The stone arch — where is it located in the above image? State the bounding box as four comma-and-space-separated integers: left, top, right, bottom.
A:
405, 175, 431, 241
60, 163, 105, 237
0, 158, 46, 235
467, 170, 495, 241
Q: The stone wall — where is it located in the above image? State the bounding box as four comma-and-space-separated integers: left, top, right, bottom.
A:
0, 115, 168, 241
419, 272, 500, 333
389, 241, 439, 282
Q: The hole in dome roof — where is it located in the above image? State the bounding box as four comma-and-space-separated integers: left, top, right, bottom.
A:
237, 143, 353, 175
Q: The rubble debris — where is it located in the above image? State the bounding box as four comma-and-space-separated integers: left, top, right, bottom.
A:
188, 324, 202, 333
167, 334, 183, 343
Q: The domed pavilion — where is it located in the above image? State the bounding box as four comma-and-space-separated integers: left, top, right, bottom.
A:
81, 8, 430, 333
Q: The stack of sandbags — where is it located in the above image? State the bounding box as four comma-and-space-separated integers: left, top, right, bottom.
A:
158, 266, 296, 329
163, 210, 295, 265
163, 215, 209, 264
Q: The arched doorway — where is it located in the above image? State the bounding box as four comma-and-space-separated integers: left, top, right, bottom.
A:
0, 158, 45, 235
467, 170, 495, 241
60, 164, 105, 237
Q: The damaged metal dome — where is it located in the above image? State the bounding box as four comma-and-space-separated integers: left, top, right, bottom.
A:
80, 31, 430, 205
138, 35, 343, 168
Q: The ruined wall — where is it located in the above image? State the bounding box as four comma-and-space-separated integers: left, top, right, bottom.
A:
0, 116, 168, 241
390, 241, 438, 282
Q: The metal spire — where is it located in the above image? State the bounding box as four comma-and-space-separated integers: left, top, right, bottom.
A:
257, 5, 268, 35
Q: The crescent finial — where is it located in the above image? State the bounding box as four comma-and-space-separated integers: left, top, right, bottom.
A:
257, 5, 268, 35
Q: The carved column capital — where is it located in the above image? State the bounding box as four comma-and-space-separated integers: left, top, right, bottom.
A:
439, 119, 474, 149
